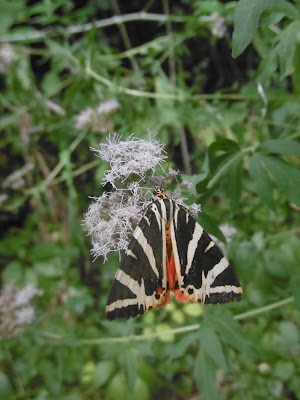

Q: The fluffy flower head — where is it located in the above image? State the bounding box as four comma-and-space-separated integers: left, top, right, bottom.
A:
93, 133, 167, 187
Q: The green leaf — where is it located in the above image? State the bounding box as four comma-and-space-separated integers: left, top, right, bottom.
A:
261, 0, 300, 26
262, 321, 299, 358
168, 332, 198, 361
208, 138, 240, 156
211, 312, 256, 355
197, 212, 227, 244
42, 71, 61, 95
232, 0, 274, 58
119, 349, 137, 393
276, 20, 300, 78
261, 155, 300, 206
194, 346, 220, 400
290, 272, 300, 312
92, 361, 115, 388
249, 152, 300, 207
199, 326, 228, 370
272, 0, 300, 18
227, 157, 242, 213
106, 373, 150, 400
249, 153, 275, 210
208, 139, 240, 172
0, 372, 13, 399
274, 361, 295, 381
182, 173, 209, 197
257, 139, 300, 155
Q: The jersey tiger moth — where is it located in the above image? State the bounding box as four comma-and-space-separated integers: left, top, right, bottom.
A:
106, 191, 242, 320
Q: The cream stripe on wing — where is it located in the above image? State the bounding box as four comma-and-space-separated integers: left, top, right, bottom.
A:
114, 269, 141, 296
151, 204, 162, 230
204, 241, 215, 253
134, 226, 159, 277
206, 257, 229, 284
208, 285, 243, 294
126, 249, 137, 259
185, 224, 203, 275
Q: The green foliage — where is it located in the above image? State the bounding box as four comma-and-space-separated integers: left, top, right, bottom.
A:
232, 0, 275, 58
0, 0, 300, 399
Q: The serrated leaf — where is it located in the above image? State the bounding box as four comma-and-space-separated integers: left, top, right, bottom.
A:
194, 346, 220, 400
197, 212, 227, 244
232, 0, 274, 58
199, 326, 228, 370
257, 139, 300, 155
211, 312, 256, 355
276, 20, 300, 78
249, 153, 275, 210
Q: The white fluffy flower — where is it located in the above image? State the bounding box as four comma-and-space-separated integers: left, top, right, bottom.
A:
93, 133, 167, 186
74, 107, 94, 130
15, 283, 43, 307
15, 307, 36, 326
97, 98, 120, 115
84, 189, 147, 260
84, 134, 201, 262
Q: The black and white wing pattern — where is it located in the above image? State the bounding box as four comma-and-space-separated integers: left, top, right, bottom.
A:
106, 200, 168, 320
171, 203, 242, 305
106, 192, 242, 320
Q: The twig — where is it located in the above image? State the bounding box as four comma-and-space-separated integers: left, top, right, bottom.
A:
112, 0, 140, 75
0, 12, 184, 43
25, 130, 88, 195
86, 67, 256, 101
40, 296, 295, 346
234, 297, 294, 321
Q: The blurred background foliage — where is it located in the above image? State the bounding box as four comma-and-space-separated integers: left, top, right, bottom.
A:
0, 0, 300, 399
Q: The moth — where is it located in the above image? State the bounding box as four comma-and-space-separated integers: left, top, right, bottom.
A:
106, 191, 242, 320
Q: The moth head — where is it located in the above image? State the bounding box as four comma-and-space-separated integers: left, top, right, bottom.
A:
153, 190, 168, 200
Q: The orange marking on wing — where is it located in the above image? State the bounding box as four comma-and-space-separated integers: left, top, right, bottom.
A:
159, 221, 190, 306
166, 253, 190, 303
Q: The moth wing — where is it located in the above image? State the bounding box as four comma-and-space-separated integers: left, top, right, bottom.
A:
106, 204, 168, 320
171, 204, 242, 304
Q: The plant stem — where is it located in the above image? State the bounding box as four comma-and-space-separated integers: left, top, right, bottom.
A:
41, 296, 295, 346
234, 297, 294, 320
0, 12, 184, 43
86, 67, 256, 101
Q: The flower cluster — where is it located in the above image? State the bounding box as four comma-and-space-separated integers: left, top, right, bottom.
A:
2, 162, 34, 190
84, 134, 202, 261
75, 98, 120, 133
0, 283, 43, 339
93, 133, 167, 186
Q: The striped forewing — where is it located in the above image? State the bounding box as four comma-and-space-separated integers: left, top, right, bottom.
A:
106, 196, 242, 320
